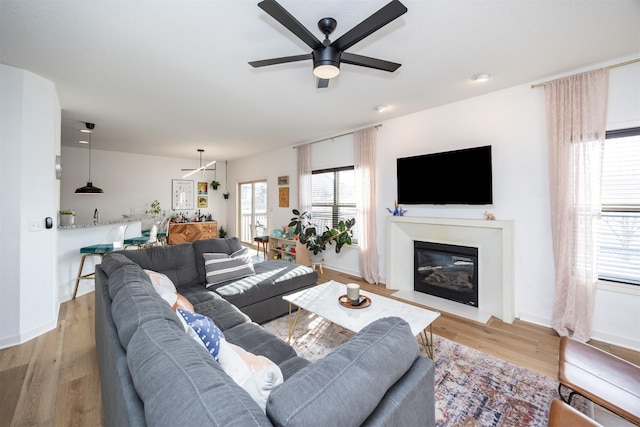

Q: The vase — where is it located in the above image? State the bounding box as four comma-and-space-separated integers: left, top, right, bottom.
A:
59, 214, 75, 226
310, 253, 324, 263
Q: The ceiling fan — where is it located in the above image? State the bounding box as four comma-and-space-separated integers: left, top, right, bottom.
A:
249, 0, 407, 88
182, 149, 216, 178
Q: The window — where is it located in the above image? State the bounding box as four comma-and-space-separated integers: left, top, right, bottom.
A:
311, 166, 358, 243
598, 127, 640, 285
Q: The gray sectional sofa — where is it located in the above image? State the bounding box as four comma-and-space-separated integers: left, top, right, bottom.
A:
94, 237, 435, 426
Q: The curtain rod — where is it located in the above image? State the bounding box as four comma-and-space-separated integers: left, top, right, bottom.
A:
530, 57, 640, 89
293, 124, 382, 148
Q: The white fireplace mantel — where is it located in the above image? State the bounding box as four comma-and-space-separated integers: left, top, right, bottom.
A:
386, 216, 514, 323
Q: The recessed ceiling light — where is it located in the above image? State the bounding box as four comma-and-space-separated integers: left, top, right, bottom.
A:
374, 105, 389, 113
471, 73, 491, 82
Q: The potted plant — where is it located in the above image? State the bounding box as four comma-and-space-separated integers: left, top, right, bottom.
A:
289, 209, 355, 260
218, 226, 227, 238
59, 210, 75, 226
210, 180, 221, 190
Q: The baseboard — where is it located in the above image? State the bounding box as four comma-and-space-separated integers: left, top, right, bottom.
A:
519, 311, 640, 352
591, 329, 640, 352
0, 315, 58, 350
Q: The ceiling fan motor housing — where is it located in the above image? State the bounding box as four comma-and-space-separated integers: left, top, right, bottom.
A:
313, 46, 341, 69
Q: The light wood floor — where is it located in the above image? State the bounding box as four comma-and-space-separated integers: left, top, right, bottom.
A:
1, 267, 638, 426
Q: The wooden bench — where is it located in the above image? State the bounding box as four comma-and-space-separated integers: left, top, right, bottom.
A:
558, 336, 640, 425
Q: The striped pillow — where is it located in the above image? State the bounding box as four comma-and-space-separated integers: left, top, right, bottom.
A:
203, 251, 255, 287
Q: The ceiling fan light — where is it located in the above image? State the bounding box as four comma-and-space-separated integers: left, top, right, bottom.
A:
313, 64, 340, 79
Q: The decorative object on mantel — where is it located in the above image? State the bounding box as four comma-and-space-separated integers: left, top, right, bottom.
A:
289, 208, 355, 257
75, 122, 104, 195
58, 210, 75, 226
386, 201, 407, 216
484, 211, 496, 220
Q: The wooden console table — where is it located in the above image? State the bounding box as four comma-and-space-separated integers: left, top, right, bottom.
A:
167, 221, 217, 244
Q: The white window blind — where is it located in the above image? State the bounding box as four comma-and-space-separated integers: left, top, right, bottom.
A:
598, 128, 640, 285
311, 167, 358, 242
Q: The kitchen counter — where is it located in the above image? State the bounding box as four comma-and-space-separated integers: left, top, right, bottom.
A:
58, 217, 141, 230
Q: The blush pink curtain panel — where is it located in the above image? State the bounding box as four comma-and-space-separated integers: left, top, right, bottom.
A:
355, 127, 381, 284
545, 69, 609, 342
296, 143, 312, 213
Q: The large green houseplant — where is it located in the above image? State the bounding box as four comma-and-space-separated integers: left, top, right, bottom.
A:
289, 209, 355, 257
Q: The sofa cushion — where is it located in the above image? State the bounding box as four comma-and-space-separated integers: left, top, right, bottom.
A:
116, 243, 201, 289
223, 322, 297, 365
109, 265, 182, 349
101, 253, 138, 276
214, 261, 317, 309
203, 252, 255, 286
193, 237, 244, 284
181, 288, 252, 331
127, 319, 272, 426
266, 317, 420, 427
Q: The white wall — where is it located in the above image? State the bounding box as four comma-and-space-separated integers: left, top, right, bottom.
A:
60, 147, 229, 227
233, 60, 640, 350
0, 65, 60, 348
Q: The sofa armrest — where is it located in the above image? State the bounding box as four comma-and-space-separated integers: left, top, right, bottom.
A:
266, 317, 427, 427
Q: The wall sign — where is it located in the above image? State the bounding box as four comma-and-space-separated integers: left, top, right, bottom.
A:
279, 187, 289, 207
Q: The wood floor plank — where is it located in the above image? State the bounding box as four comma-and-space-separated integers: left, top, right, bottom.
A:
10, 319, 64, 426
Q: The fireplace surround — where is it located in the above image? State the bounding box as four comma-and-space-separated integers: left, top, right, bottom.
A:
386, 216, 514, 323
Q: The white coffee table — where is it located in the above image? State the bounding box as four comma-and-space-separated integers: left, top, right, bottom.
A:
283, 280, 441, 358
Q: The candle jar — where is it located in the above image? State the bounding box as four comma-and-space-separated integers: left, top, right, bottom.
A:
346, 283, 360, 303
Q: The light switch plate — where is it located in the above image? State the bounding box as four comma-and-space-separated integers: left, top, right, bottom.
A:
29, 221, 43, 232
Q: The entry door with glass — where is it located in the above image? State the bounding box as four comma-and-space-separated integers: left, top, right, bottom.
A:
239, 180, 267, 245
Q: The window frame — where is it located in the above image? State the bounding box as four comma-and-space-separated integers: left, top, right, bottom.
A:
597, 126, 640, 287
311, 166, 358, 244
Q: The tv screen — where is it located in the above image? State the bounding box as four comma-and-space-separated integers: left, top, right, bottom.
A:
396, 145, 493, 205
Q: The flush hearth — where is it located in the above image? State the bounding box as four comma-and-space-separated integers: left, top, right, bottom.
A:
414, 241, 479, 307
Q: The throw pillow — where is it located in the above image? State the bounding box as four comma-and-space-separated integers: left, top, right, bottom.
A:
217, 341, 283, 412
144, 269, 177, 307
176, 308, 225, 361
203, 252, 255, 287
145, 269, 194, 312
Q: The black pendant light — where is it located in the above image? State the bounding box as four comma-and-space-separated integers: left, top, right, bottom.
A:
75, 122, 104, 194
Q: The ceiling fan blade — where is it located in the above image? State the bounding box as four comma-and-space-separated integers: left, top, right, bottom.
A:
330, 0, 407, 52
317, 78, 330, 89
258, 0, 323, 50
341, 52, 401, 72
249, 54, 312, 68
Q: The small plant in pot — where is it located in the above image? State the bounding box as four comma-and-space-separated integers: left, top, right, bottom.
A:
210, 180, 221, 190
289, 209, 355, 261
59, 210, 75, 226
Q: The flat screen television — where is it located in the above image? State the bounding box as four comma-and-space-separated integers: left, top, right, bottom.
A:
396, 145, 493, 205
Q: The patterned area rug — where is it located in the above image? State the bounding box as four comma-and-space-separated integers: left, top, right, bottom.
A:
262, 311, 590, 427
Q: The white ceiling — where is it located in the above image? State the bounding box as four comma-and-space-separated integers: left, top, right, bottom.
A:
2, 0, 639, 162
